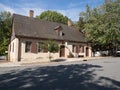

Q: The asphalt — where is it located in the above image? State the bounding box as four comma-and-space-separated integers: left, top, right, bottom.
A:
0, 57, 120, 90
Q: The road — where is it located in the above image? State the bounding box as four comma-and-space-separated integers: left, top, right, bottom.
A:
0, 57, 120, 90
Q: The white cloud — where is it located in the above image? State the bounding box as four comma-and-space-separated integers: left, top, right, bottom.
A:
13, 7, 81, 21
0, 3, 45, 17
15, 8, 45, 17
21, 8, 81, 21
16, 8, 81, 21
56, 8, 83, 21
0, 3, 82, 21
0, 3, 15, 13
68, 2, 84, 8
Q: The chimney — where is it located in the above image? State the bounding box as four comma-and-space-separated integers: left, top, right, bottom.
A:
29, 10, 34, 17
68, 19, 72, 27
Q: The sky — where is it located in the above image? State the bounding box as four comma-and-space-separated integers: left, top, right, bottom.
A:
0, 0, 104, 21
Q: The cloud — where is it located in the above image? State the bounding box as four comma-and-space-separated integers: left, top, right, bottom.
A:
0, 0, 104, 21
0, 2, 84, 21
68, 2, 85, 8
0, 2, 45, 17
68, 3, 79, 8
20, 8, 81, 21
0, 3, 15, 13
21, 8, 45, 17
56, 8, 83, 21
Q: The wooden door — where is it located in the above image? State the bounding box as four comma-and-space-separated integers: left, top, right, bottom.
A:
86, 47, 89, 56
60, 45, 65, 57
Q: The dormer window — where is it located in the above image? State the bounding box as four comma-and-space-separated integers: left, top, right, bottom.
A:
59, 31, 65, 36
54, 25, 64, 36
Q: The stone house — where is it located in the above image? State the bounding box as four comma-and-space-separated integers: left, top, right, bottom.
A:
8, 10, 92, 62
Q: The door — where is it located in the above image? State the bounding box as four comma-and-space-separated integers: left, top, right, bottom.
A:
86, 47, 89, 56
60, 45, 65, 57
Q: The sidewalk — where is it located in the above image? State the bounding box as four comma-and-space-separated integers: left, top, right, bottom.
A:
0, 61, 21, 67
0, 56, 105, 67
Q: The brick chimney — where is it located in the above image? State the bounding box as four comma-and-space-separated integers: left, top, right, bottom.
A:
67, 19, 72, 27
29, 10, 34, 17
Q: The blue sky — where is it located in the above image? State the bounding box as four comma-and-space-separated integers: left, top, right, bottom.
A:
0, 0, 104, 21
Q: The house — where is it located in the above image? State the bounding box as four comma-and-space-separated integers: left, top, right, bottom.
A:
8, 10, 92, 62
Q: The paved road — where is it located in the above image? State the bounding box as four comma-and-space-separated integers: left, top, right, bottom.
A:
0, 57, 120, 90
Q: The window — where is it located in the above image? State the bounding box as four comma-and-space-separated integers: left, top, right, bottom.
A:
79, 45, 82, 53
72, 45, 79, 53
78, 45, 84, 53
59, 31, 65, 37
81, 46, 84, 53
72, 45, 75, 52
25, 41, 32, 52
54, 26, 64, 37
76, 45, 79, 53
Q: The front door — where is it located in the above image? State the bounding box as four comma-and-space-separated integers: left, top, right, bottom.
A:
60, 45, 65, 57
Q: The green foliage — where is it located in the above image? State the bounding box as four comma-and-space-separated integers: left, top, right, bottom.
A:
0, 11, 12, 55
77, 17, 85, 32
36, 10, 68, 24
79, 0, 120, 48
42, 40, 59, 60
43, 40, 59, 53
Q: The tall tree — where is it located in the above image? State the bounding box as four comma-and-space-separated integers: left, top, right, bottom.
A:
77, 5, 91, 33
36, 10, 68, 24
101, 0, 120, 46
79, 0, 120, 51
77, 17, 85, 32
0, 11, 12, 55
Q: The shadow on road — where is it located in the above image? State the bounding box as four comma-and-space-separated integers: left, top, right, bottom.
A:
0, 63, 120, 90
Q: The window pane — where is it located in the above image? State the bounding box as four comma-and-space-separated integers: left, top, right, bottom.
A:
82, 46, 84, 53
72, 45, 75, 52
25, 41, 31, 52
79, 45, 81, 53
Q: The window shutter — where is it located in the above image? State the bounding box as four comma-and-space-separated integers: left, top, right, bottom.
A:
31, 42, 37, 53
76, 45, 79, 53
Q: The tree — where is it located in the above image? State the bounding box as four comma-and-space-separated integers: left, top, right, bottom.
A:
36, 10, 68, 24
77, 5, 92, 33
79, 0, 120, 51
103, 0, 120, 47
42, 40, 59, 61
77, 17, 85, 32
0, 11, 12, 55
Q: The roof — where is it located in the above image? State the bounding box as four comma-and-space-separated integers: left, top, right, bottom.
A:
13, 14, 87, 43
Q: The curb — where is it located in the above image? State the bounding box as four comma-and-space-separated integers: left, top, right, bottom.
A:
0, 57, 107, 67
